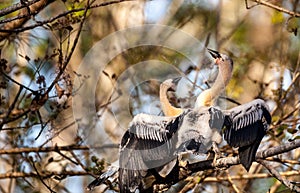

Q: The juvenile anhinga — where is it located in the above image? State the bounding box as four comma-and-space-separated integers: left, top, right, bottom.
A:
158, 49, 271, 171
194, 49, 233, 108
159, 79, 183, 116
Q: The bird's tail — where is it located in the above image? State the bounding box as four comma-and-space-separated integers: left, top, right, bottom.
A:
238, 139, 262, 171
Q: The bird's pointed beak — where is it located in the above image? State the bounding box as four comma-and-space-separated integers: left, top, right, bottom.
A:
207, 48, 221, 59
172, 77, 181, 84
168, 77, 180, 92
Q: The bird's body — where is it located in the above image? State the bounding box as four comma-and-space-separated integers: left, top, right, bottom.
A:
118, 107, 227, 193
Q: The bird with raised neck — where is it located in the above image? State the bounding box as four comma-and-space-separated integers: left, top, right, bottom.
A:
159, 79, 183, 116
195, 49, 233, 108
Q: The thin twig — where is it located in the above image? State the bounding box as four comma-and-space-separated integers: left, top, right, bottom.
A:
266, 157, 300, 165
39, 121, 77, 147
34, 110, 47, 140
257, 159, 300, 192
69, 151, 96, 177
55, 149, 78, 165
6, 85, 23, 118
0, 71, 36, 93
219, 96, 241, 105
0, 0, 55, 41
225, 170, 241, 193
0, 85, 24, 129
44, 0, 90, 97
30, 158, 56, 193
0, 109, 31, 130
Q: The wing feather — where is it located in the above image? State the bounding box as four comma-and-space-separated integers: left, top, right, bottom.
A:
119, 112, 186, 192
224, 99, 271, 147
223, 99, 271, 171
128, 114, 176, 142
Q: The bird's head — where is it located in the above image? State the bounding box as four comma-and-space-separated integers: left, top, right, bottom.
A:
207, 48, 233, 68
160, 78, 180, 92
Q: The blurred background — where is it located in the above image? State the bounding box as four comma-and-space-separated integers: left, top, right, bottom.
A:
0, 0, 299, 192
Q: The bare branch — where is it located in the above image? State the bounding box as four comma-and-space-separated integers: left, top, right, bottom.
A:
246, 0, 300, 17
0, 85, 23, 129
0, 0, 136, 35
203, 170, 300, 182
0, 171, 90, 179
0, 0, 55, 41
0, 0, 42, 17
44, 0, 89, 97
0, 144, 118, 155
256, 139, 300, 159
257, 159, 300, 192
30, 157, 56, 193
225, 170, 241, 193
185, 140, 300, 183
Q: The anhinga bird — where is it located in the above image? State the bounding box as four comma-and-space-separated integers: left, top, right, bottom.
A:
194, 49, 233, 108
118, 107, 227, 193
158, 49, 271, 171
159, 79, 183, 116
88, 50, 272, 193
118, 101, 271, 192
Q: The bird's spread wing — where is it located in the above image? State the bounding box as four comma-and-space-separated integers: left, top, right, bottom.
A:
223, 99, 271, 147
223, 99, 271, 170
119, 112, 186, 192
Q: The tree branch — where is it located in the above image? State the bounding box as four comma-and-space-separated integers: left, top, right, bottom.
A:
246, 0, 300, 17
257, 159, 300, 192
203, 170, 300, 182
256, 139, 300, 159
0, 144, 118, 155
0, 171, 89, 179
30, 157, 56, 193
0, 0, 136, 35
0, 0, 42, 17
0, 85, 23, 129
188, 139, 300, 171
0, 0, 55, 41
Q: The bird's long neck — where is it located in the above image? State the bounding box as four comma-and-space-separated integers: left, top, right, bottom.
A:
160, 85, 183, 117
196, 61, 233, 107
211, 61, 233, 95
